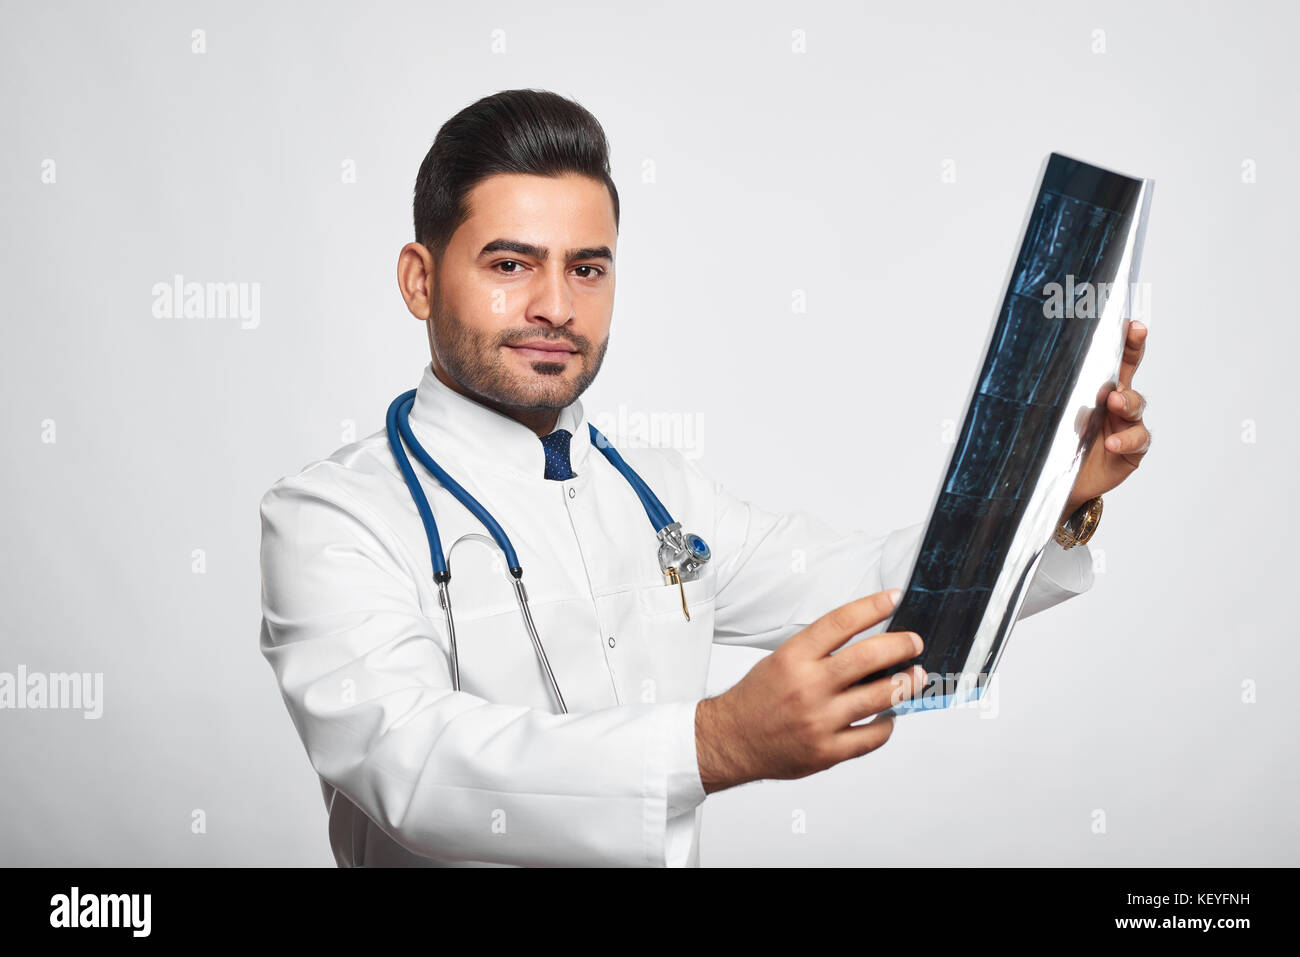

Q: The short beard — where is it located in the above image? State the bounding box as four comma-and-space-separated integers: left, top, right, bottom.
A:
429, 293, 608, 413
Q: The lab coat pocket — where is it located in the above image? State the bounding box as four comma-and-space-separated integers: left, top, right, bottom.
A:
636, 571, 715, 619
624, 571, 716, 704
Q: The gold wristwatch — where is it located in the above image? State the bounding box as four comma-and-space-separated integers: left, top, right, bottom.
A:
1054, 495, 1103, 549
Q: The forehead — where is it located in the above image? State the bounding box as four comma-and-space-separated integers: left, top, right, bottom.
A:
456, 173, 617, 247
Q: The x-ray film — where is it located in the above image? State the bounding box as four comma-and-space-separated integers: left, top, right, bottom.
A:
867, 153, 1154, 715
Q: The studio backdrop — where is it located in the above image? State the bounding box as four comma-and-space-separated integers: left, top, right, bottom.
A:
2, 0, 1296, 866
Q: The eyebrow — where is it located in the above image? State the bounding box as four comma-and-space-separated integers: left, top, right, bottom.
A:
476, 238, 613, 264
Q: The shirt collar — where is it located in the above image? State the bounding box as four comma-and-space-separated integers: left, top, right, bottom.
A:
406, 362, 592, 481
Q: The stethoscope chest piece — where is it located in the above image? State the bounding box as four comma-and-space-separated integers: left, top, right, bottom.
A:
657, 521, 711, 621
657, 521, 710, 583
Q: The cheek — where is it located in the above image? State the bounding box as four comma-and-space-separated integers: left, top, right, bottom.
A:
450, 286, 512, 338
585, 297, 614, 337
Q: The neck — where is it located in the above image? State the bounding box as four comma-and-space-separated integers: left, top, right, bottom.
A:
432, 363, 560, 437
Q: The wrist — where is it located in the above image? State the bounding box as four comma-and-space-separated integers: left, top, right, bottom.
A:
1060, 496, 1087, 526
695, 695, 749, 795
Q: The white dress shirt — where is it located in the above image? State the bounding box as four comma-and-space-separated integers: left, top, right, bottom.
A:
258, 362, 1095, 867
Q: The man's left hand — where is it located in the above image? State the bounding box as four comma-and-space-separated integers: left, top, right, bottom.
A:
1059, 320, 1152, 523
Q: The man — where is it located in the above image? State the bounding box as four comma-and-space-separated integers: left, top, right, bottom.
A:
258, 88, 1152, 867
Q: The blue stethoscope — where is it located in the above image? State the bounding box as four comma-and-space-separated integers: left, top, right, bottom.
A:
386, 389, 711, 714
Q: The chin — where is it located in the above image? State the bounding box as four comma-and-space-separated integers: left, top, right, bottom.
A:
500, 372, 577, 404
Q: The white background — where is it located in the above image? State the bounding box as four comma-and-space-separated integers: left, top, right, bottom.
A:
2, 0, 1296, 865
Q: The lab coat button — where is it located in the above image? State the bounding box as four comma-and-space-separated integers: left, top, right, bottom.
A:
608, 636, 616, 647
568, 487, 576, 498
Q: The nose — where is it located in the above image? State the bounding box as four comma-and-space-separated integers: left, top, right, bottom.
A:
526, 263, 576, 328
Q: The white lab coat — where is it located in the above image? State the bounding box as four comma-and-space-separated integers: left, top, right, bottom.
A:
258, 362, 1095, 867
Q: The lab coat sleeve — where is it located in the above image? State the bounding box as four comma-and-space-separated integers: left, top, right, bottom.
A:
258, 476, 701, 867
679, 458, 1095, 652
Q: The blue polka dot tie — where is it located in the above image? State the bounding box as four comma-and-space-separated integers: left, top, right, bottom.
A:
539, 428, 576, 480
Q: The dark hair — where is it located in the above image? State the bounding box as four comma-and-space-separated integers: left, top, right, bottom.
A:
413, 88, 620, 264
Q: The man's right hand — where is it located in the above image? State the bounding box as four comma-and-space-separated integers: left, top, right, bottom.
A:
694, 588, 924, 794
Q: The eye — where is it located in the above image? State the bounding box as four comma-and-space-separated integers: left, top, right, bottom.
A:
573, 265, 606, 279
493, 260, 525, 275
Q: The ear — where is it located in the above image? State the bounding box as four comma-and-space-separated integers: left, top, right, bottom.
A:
397, 243, 436, 320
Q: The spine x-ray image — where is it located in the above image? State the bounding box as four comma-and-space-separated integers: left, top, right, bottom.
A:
867, 152, 1154, 714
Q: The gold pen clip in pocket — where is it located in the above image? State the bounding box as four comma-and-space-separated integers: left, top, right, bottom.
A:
663, 566, 691, 622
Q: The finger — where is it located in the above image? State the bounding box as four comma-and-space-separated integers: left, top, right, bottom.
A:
1104, 422, 1152, 455
1118, 320, 1147, 390
826, 630, 924, 689
792, 589, 902, 659
827, 712, 897, 764
830, 664, 927, 728
1106, 385, 1146, 422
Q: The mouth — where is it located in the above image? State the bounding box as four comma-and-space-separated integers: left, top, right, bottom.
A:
505, 341, 579, 361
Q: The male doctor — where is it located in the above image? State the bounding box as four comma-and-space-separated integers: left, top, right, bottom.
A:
258, 89, 1152, 867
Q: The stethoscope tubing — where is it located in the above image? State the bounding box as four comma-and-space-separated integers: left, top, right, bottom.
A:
391, 391, 524, 575
385, 387, 680, 715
